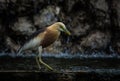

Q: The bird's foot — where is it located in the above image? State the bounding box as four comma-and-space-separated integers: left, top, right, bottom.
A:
40, 59, 54, 71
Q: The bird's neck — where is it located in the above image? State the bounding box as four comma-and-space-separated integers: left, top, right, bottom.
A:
47, 26, 59, 32
46, 28, 60, 35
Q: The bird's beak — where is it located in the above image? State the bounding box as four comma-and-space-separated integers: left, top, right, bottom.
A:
64, 29, 71, 35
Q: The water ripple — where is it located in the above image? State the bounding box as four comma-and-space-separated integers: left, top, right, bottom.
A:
0, 52, 119, 59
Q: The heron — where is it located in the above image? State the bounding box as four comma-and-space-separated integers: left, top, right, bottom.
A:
17, 22, 71, 71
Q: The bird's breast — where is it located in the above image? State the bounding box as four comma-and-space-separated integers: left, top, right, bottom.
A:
40, 30, 60, 48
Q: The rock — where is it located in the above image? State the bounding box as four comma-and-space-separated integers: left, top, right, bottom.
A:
34, 6, 60, 28
90, 0, 108, 11
80, 31, 111, 51
64, 11, 90, 36
116, 42, 120, 54
5, 36, 20, 53
71, 22, 90, 36
112, 41, 120, 54
112, 0, 120, 28
94, 10, 110, 29
0, 0, 120, 54
116, 2, 120, 28
0, 24, 2, 32
0, 0, 7, 2
12, 17, 36, 35
0, 0, 17, 3
68, 44, 83, 54
63, 0, 76, 12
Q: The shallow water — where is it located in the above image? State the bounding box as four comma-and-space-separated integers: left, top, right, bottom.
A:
0, 52, 119, 58
0, 52, 120, 73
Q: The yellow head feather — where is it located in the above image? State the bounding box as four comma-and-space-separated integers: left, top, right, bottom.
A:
47, 22, 71, 35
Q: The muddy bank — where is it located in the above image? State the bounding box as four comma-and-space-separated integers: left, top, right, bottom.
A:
0, 0, 120, 54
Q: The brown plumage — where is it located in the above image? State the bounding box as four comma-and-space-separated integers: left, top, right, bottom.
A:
17, 22, 71, 71
40, 27, 60, 48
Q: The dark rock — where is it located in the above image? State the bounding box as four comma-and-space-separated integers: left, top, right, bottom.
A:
0, 0, 119, 54
62, 0, 77, 13
34, 6, 60, 28
112, 40, 120, 54
80, 31, 111, 52
112, 0, 120, 28
5, 36, 20, 53
71, 21, 90, 36
116, 42, 120, 54
90, 0, 108, 11
12, 17, 36, 35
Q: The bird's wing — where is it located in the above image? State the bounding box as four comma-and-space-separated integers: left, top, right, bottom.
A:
26, 28, 46, 43
17, 28, 46, 55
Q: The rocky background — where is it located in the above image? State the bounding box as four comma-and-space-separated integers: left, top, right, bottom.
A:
0, 0, 120, 54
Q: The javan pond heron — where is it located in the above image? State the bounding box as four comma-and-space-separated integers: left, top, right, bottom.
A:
17, 22, 71, 71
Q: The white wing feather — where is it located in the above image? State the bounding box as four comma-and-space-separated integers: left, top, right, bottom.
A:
17, 37, 41, 55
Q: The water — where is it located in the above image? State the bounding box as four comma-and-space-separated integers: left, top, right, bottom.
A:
0, 52, 120, 81
0, 52, 120, 72
0, 52, 119, 59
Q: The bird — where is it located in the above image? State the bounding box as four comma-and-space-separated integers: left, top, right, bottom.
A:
17, 22, 71, 71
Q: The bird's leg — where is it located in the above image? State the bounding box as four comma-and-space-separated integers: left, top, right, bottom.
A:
38, 46, 54, 71
35, 56, 41, 69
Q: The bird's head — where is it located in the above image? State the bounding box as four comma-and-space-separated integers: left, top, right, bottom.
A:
51, 22, 71, 35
